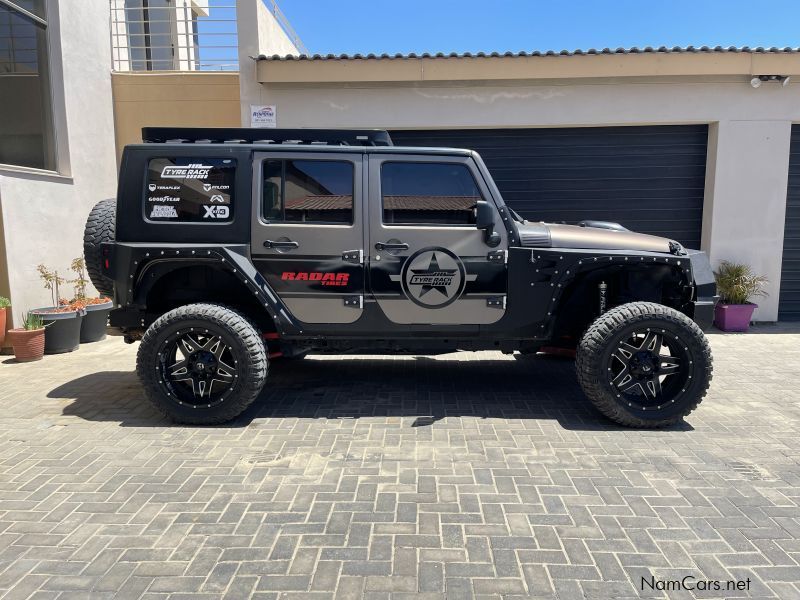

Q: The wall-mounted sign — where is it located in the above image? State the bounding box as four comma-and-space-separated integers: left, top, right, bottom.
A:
251, 104, 277, 128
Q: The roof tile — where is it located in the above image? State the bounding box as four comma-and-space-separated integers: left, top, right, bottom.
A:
256, 46, 800, 62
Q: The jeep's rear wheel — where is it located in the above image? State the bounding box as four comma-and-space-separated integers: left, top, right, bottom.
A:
136, 303, 268, 424
83, 199, 116, 298
576, 302, 712, 428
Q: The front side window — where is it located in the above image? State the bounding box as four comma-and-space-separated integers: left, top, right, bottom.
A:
0, 0, 55, 170
381, 162, 483, 225
146, 157, 236, 222
262, 159, 354, 224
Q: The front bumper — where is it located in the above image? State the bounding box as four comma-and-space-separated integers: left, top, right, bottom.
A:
687, 250, 718, 331
691, 297, 718, 331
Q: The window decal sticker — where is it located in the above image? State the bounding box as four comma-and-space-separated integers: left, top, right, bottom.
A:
146, 158, 236, 222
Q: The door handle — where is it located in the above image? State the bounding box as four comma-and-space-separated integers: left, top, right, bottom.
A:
264, 240, 299, 249
375, 241, 409, 251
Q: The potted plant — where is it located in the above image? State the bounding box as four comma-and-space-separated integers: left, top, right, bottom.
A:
713, 261, 768, 332
69, 257, 112, 343
33, 264, 84, 354
7, 312, 46, 362
0, 296, 10, 348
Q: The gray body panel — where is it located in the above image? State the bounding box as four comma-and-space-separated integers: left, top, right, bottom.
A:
367, 153, 508, 325
250, 151, 366, 324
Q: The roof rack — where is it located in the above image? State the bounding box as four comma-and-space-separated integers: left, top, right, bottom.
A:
141, 127, 393, 146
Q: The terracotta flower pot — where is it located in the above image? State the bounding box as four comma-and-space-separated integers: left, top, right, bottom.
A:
0, 306, 7, 347
714, 302, 757, 332
7, 327, 45, 362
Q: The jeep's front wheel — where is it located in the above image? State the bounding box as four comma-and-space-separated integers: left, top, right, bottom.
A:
136, 303, 267, 424
576, 302, 712, 428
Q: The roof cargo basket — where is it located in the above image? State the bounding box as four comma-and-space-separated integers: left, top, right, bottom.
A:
141, 127, 393, 146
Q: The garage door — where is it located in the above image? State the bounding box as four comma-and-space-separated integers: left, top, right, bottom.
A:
389, 125, 708, 249
779, 126, 800, 320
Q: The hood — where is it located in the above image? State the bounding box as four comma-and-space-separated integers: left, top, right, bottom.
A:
517, 222, 676, 254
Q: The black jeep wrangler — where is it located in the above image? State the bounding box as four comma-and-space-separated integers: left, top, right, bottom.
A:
84, 127, 716, 427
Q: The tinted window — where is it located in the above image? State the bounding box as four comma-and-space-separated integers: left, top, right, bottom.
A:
146, 158, 235, 222
0, 2, 55, 170
381, 162, 482, 225
262, 160, 353, 224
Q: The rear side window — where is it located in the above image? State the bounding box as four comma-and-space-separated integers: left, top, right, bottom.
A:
262, 159, 354, 224
146, 157, 236, 222
381, 162, 482, 225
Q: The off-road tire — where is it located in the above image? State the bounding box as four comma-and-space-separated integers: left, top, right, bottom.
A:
576, 302, 712, 428
83, 199, 116, 298
136, 303, 268, 424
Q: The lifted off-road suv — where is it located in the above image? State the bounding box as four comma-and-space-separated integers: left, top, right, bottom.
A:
85, 127, 717, 427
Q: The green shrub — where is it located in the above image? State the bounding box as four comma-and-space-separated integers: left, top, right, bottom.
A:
714, 261, 768, 305
22, 312, 44, 331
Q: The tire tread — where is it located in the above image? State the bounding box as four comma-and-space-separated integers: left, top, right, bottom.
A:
83, 199, 116, 298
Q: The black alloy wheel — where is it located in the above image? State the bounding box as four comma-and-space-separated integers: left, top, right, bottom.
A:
608, 328, 689, 410
576, 302, 712, 428
159, 331, 238, 407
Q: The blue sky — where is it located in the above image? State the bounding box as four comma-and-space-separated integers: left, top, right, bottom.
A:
274, 0, 800, 56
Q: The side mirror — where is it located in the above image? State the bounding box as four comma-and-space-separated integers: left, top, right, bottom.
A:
474, 200, 501, 247
475, 200, 494, 230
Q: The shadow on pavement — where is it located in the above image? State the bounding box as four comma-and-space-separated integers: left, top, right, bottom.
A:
48, 355, 693, 432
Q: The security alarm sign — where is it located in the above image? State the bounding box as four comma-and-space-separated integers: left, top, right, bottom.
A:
250, 104, 277, 128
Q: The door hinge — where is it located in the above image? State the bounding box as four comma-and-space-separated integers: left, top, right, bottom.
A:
486, 295, 506, 309
343, 295, 363, 308
342, 249, 363, 264
487, 250, 508, 264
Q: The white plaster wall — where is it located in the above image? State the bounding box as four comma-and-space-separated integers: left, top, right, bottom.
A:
0, 0, 117, 319
701, 119, 791, 320
255, 78, 800, 128
245, 77, 800, 320
237, 0, 300, 124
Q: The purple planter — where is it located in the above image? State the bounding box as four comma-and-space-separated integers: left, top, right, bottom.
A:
714, 303, 757, 332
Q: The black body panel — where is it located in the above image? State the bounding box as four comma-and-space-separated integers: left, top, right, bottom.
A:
116, 146, 253, 245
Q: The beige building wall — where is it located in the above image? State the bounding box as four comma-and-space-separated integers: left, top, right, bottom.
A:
112, 72, 241, 159
237, 0, 301, 125
0, 0, 117, 328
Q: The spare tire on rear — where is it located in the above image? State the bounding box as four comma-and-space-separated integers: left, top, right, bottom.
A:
83, 199, 116, 299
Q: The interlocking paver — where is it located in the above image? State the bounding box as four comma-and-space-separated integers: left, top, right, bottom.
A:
1, 325, 800, 598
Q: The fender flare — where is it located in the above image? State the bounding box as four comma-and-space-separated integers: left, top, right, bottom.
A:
117, 244, 302, 335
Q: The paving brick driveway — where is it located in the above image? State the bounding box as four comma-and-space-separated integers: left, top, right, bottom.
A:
1, 325, 799, 599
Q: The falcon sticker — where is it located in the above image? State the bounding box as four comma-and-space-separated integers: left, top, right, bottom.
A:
392, 247, 477, 308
